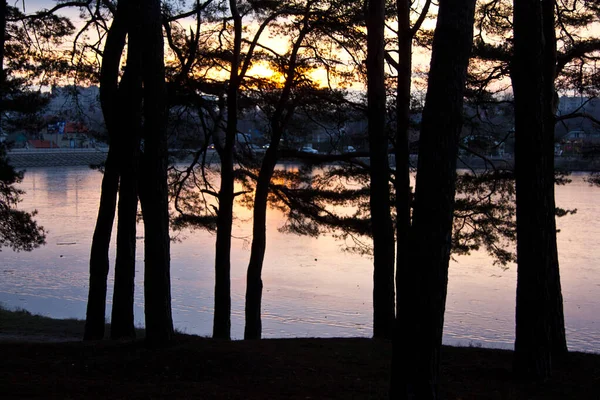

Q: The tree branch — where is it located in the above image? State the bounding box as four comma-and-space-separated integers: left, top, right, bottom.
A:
8, 1, 93, 21
556, 39, 600, 75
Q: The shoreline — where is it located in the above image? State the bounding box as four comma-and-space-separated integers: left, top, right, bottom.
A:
2, 306, 599, 399
7, 148, 600, 171
2, 336, 599, 399
7, 148, 108, 168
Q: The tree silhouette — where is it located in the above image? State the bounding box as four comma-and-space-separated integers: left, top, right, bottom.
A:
138, 0, 174, 345
391, 0, 476, 397
366, 0, 395, 340
83, 0, 174, 343
512, 0, 565, 379
84, 0, 136, 341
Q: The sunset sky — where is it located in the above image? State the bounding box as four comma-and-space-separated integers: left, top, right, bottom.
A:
12, 0, 599, 93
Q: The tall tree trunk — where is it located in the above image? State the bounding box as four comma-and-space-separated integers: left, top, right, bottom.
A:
390, 0, 413, 395
110, 155, 138, 340
213, 0, 242, 340
392, 0, 476, 397
394, 0, 412, 291
84, 5, 127, 341
84, 151, 119, 340
110, 11, 142, 339
244, 16, 309, 340
244, 154, 274, 340
366, 0, 395, 340
139, 0, 173, 345
213, 121, 234, 340
512, 0, 564, 379
541, 0, 568, 358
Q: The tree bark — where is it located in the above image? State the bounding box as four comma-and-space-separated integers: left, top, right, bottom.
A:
84, 151, 119, 340
366, 0, 395, 341
110, 155, 138, 340
541, 0, 568, 358
394, 0, 412, 290
244, 13, 310, 340
84, 4, 127, 341
110, 5, 142, 339
213, 0, 242, 340
392, 0, 476, 397
390, 0, 413, 396
243, 157, 272, 340
512, 0, 565, 379
139, 0, 173, 345
213, 127, 234, 340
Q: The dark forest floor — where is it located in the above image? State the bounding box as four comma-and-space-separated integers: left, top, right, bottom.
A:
1, 309, 599, 399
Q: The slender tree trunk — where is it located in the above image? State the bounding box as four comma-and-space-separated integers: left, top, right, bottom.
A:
394, 0, 412, 287
244, 155, 274, 340
84, 151, 119, 340
393, 1, 476, 397
213, 0, 242, 340
366, 0, 395, 340
541, 0, 568, 358
214, 139, 234, 339
390, 0, 413, 395
244, 17, 309, 340
84, 5, 127, 341
512, 0, 562, 379
213, 134, 234, 340
110, 158, 138, 340
139, 0, 173, 345
110, 32, 142, 339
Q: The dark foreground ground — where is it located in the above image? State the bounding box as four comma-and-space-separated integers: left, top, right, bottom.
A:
1, 309, 599, 399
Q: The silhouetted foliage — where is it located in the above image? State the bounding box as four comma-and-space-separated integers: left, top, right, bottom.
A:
0, 144, 45, 252
453, 170, 516, 266
2, 3, 75, 131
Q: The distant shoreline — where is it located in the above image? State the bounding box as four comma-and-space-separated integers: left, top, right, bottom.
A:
7, 148, 600, 172
456, 155, 600, 172
7, 148, 108, 168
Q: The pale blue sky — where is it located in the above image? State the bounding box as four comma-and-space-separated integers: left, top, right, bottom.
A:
14, 1, 85, 23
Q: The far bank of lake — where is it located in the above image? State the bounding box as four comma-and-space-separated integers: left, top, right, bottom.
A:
7, 148, 600, 172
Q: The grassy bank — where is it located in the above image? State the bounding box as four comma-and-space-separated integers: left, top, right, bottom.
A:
1, 307, 599, 399
0, 306, 86, 340
0, 305, 145, 341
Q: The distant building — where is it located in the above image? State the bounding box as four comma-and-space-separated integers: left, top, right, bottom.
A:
559, 129, 600, 156
556, 96, 600, 141
557, 96, 590, 115
46, 85, 105, 136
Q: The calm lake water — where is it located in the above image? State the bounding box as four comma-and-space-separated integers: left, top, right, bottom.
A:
1, 166, 599, 353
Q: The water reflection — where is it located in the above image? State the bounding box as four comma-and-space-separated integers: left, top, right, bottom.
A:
0, 167, 599, 352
